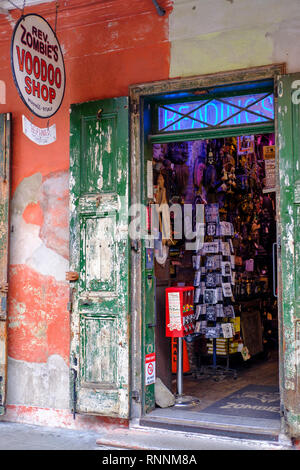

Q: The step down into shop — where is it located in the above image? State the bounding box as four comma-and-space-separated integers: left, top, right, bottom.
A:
139, 407, 281, 442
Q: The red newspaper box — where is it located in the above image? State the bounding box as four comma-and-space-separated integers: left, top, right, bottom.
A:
165, 286, 195, 338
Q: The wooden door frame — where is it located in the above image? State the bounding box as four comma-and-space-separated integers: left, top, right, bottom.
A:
129, 63, 286, 421
0, 113, 11, 416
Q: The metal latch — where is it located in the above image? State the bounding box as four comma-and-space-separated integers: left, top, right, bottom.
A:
131, 240, 140, 252
132, 390, 140, 402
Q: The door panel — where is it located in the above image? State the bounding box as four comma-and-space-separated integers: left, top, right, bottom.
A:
277, 73, 300, 437
69, 98, 130, 418
82, 214, 116, 292
80, 313, 118, 386
81, 114, 117, 194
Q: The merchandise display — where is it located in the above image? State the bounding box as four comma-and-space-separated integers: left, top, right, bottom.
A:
152, 133, 278, 388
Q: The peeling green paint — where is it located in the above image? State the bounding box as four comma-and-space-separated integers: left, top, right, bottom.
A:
69, 98, 130, 418
278, 73, 300, 436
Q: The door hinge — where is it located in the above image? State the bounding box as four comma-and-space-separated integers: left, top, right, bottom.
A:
67, 287, 75, 313
70, 367, 77, 419
277, 235, 281, 250
130, 100, 139, 115
132, 390, 140, 402
280, 400, 285, 417
131, 239, 140, 252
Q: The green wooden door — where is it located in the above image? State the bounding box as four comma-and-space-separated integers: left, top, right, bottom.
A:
0, 113, 11, 415
277, 73, 300, 437
69, 98, 130, 418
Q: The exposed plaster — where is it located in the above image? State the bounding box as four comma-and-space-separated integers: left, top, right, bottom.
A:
6, 354, 69, 409
10, 172, 69, 281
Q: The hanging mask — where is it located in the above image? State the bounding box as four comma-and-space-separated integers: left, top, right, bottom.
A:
207, 151, 215, 165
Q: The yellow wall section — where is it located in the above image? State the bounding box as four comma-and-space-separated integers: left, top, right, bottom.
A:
169, 0, 300, 77
170, 28, 273, 77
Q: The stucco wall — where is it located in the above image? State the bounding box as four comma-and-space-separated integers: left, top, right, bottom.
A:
169, 0, 300, 77
0, 0, 299, 428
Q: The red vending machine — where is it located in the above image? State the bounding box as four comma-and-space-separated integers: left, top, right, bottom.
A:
165, 286, 199, 407
165, 286, 195, 338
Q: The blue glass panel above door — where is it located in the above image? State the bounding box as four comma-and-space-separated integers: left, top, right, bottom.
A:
158, 93, 274, 133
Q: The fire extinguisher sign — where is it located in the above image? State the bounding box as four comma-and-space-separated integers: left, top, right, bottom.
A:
145, 353, 156, 385
11, 14, 65, 118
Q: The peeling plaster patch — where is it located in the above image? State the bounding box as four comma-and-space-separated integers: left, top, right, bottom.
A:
11, 173, 42, 215
10, 172, 69, 282
10, 216, 68, 282
39, 171, 69, 260
10, 217, 43, 266
6, 355, 69, 409
27, 244, 68, 282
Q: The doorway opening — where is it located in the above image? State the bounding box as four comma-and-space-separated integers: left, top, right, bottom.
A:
144, 132, 280, 438
129, 66, 286, 439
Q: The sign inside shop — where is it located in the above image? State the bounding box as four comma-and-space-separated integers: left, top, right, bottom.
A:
11, 14, 65, 118
158, 93, 274, 132
263, 145, 276, 192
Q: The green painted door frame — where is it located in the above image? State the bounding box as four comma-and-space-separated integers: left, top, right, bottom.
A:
277, 73, 300, 438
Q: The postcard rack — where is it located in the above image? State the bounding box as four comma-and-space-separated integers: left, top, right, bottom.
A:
192, 203, 238, 381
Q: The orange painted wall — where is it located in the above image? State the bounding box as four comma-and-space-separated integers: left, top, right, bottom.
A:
0, 0, 172, 372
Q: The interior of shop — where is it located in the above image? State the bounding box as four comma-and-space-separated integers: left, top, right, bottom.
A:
151, 134, 279, 422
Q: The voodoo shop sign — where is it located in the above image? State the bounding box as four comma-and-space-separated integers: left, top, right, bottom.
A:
11, 14, 65, 118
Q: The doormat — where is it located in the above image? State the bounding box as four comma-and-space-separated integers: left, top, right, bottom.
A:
200, 384, 280, 420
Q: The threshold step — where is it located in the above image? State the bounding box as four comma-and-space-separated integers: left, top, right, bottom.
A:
140, 411, 281, 442
95, 423, 287, 450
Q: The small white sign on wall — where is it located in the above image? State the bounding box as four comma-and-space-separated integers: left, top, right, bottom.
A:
22, 114, 56, 145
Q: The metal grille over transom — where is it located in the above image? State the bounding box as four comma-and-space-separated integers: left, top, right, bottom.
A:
158, 92, 274, 133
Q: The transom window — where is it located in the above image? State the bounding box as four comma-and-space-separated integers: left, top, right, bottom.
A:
158, 92, 274, 133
